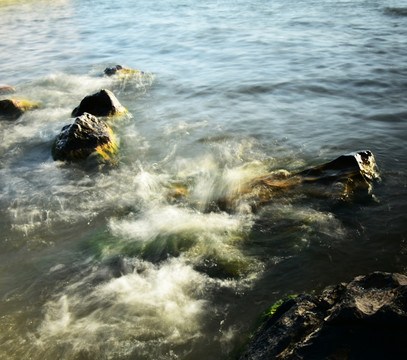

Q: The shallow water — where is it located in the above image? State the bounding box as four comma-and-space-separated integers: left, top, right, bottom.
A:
1, 0, 407, 359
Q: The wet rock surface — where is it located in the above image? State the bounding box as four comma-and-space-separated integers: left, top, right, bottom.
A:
52, 112, 117, 162
0, 84, 15, 95
0, 98, 39, 120
104, 64, 141, 77
239, 272, 407, 360
72, 89, 126, 117
220, 150, 380, 211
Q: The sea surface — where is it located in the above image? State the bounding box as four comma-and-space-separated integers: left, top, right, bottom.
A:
1, 0, 407, 359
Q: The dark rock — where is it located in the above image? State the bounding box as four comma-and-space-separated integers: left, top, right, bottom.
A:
72, 89, 126, 117
104, 64, 141, 77
0, 84, 15, 95
298, 150, 380, 183
218, 151, 380, 211
239, 272, 407, 360
52, 112, 117, 162
0, 98, 39, 120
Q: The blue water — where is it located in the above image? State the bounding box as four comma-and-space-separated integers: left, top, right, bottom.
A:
1, 0, 407, 359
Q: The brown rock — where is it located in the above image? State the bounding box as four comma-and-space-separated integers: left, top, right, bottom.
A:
0, 84, 15, 95
0, 98, 39, 120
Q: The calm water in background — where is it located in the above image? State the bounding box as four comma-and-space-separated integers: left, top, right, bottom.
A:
1, 0, 407, 359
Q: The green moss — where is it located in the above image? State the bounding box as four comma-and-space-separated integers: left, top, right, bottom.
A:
263, 294, 298, 320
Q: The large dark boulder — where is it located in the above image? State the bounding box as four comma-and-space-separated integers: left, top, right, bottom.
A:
239, 272, 407, 360
52, 112, 117, 162
71, 89, 126, 117
0, 98, 39, 120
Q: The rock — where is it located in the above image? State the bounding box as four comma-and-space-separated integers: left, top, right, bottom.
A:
298, 150, 380, 183
104, 64, 141, 77
0, 98, 39, 120
72, 89, 126, 117
52, 112, 117, 162
0, 84, 15, 95
222, 150, 380, 210
239, 272, 407, 360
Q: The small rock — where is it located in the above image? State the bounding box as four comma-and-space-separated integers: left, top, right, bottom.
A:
104, 64, 141, 77
0, 84, 16, 95
72, 89, 126, 117
52, 112, 117, 162
0, 98, 39, 120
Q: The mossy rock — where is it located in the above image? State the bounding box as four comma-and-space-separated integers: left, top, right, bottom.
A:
0, 98, 39, 120
72, 89, 127, 117
104, 64, 141, 77
52, 112, 118, 162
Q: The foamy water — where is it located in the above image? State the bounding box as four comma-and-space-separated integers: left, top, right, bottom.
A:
1, 0, 407, 359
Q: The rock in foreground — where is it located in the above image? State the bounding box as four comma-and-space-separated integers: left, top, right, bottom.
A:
0, 98, 39, 120
72, 89, 126, 117
239, 272, 407, 360
52, 113, 117, 162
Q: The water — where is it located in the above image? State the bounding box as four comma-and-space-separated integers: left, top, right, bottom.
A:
1, 0, 407, 358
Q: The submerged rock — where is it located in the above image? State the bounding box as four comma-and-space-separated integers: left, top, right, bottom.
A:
104, 64, 141, 77
0, 84, 15, 95
298, 150, 380, 183
222, 150, 380, 210
72, 89, 126, 117
0, 98, 39, 120
52, 112, 117, 162
239, 272, 407, 360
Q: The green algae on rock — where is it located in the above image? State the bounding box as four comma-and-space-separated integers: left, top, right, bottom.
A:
52, 112, 118, 162
0, 98, 39, 120
71, 89, 127, 117
104, 64, 141, 77
239, 272, 407, 360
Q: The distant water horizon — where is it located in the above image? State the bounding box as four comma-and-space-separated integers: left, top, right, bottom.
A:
1, 0, 407, 359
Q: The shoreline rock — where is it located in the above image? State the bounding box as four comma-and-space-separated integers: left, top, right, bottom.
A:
0, 98, 39, 120
72, 89, 126, 117
0, 84, 16, 95
52, 112, 117, 162
238, 272, 407, 360
104, 64, 141, 77
218, 150, 380, 211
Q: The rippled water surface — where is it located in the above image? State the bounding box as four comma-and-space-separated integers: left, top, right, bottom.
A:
1, 0, 407, 359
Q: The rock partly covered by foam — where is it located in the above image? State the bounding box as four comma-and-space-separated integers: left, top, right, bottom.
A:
231, 150, 380, 209
239, 272, 407, 360
0, 84, 15, 95
104, 64, 141, 77
52, 112, 117, 162
0, 98, 39, 120
72, 89, 126, 117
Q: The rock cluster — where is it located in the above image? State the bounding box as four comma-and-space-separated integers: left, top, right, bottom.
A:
239, 272, 407, 360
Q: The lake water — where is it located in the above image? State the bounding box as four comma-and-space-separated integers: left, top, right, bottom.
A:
1, 0, 407, 359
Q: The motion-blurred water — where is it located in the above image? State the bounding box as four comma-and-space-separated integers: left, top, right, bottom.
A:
1, 0, 406, 359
